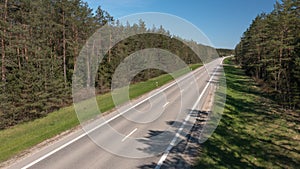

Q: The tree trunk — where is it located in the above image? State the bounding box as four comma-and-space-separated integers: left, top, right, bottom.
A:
108, 31, 112, 63
62, 10, 67, 85
86, 41, 94, 88
73, 25, 78, 72
1, 0, 8, 82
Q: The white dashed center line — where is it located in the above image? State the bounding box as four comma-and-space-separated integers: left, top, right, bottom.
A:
122, 128, 137, 142
163, 102, 169, 108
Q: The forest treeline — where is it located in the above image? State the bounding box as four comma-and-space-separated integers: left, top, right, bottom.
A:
0, 0, 218, 129
235, 0, 300, 109
0, 0, 116, 128
216, 48, 234, 57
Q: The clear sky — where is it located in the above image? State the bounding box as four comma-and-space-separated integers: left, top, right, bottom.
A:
84, 0, 277, 49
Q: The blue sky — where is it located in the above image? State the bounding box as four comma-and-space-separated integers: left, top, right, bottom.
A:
84, 0, 277, 49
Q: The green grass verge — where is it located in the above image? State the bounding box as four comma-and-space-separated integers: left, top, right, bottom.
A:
0, 64, 201, 163
194, 58, 300, 169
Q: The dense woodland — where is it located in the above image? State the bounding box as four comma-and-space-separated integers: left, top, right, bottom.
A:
0, 0, 220, 129
216, 48, 234, 57
235, 0, 300, 109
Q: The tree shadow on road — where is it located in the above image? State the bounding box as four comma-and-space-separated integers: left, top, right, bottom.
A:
137, 110, 210, 169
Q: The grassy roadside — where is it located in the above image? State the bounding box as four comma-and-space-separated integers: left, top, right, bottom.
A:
0, 64, 201, 164
194, 58, 300, 168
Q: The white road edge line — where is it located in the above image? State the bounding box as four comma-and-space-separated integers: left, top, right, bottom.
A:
154, 58, 224, 169
163, 102, 169, 108
122, 128, 138, 142
21, 65, 206, 169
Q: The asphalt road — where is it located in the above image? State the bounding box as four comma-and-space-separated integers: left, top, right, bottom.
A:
8, 57, 224, 169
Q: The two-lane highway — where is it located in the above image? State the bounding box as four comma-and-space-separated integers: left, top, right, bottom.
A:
7, 57, 225, 169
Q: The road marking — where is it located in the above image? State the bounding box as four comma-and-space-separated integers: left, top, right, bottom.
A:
122, 128, 137, 142
21, 65, 207, 169
154, 58, 224, 169
163, 102, 169, 108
